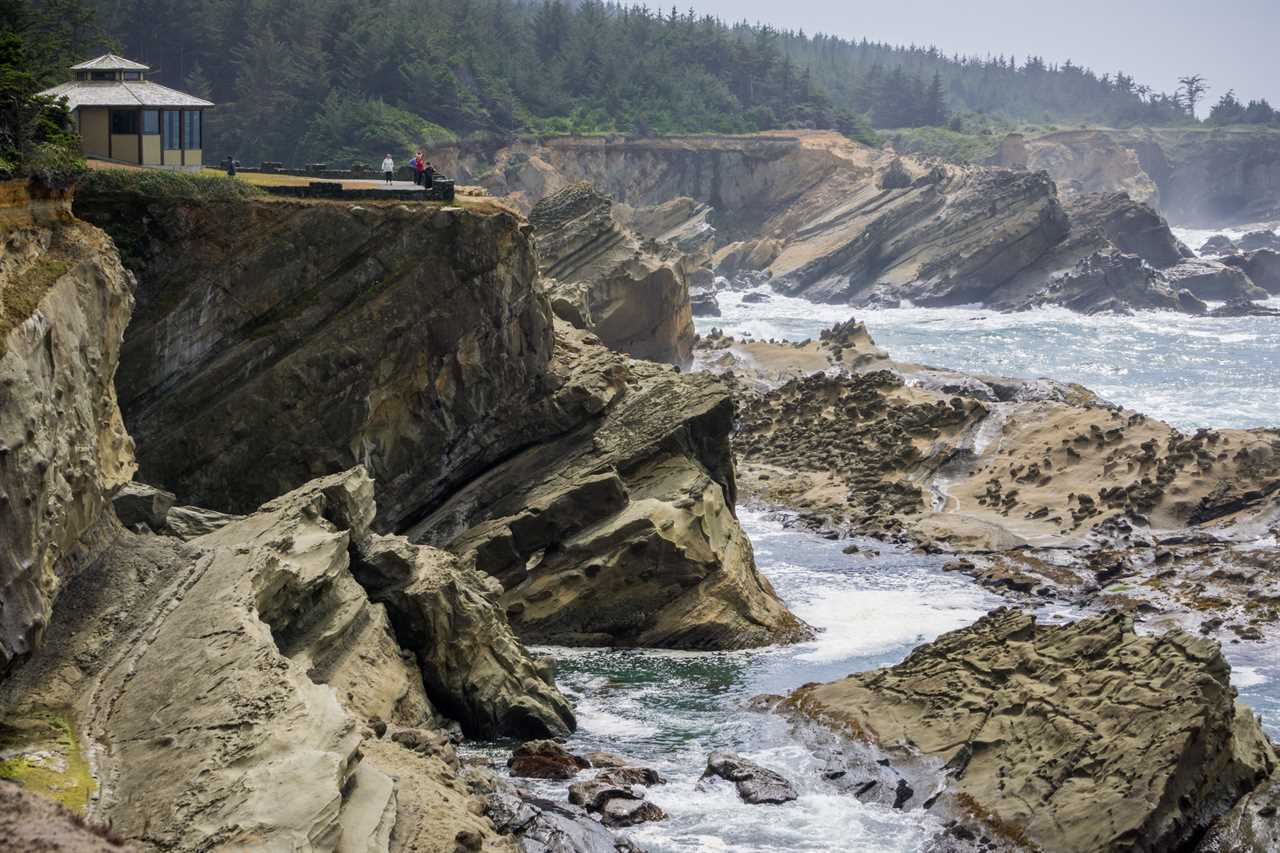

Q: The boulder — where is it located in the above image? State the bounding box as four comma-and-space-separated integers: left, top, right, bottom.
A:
111, 482, 174, 532
690, 290, 722, 317
1164, 258, 1269, 301
488, 792, 644, 853
162, 504, 241, 540
599, 797, 665, 827
879, 157, 914, 190
531, 182, 695, 367
701, 752, 798, 805
509, 739, 590, 779
1222, 249, 1280, 295
786, 609, 1276, 852
1238, 229, 1280, 252
1199, 234, 1239, 256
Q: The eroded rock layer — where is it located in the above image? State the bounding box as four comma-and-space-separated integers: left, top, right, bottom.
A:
787, 609, 1277, 853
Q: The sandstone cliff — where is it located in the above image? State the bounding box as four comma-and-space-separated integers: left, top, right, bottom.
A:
75, 189, 800, 651
0, 181, 135, 678
994, 127, 1280, 226
786, 609, 1276, 853
529, 182, 695, 367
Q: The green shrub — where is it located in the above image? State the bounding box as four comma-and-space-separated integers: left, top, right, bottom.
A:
77, 168, 261, 201
25, 141, 86, 188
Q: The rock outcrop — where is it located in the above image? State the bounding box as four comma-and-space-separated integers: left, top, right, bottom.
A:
1222, 249, 1280, 294
786, 609, 1276, 853
0, 181, 135, 678
991, 129, 1160, 206
408, 324, 809, 650
74, 189, 800, 651
529, 182, 695, 367
1164, 258, 1269, 301
0, 467, 562, 851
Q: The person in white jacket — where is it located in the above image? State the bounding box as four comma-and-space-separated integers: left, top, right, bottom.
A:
381, 154, 395, 184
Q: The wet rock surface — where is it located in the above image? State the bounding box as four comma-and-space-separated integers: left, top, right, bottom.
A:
700, 751, 798, 804
509, 739, 591, 780
787, 609, 1277, 853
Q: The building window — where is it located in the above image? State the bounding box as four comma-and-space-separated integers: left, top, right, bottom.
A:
123, 71, 143, 81
142, 110, 159, 134
183, 111, 201, 149
163, 111, 180, 149
110, 110, 139, 134
90, 70, 116, 81
75, 71, 88, 81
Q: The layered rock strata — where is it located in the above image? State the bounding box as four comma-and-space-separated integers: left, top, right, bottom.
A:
530, 182, 696, 367
74, 190, 800, 651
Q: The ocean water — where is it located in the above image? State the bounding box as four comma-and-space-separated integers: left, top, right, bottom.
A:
695, 288, 1280, 431
501, 511, 1279, 852
494, 250, 1279, 851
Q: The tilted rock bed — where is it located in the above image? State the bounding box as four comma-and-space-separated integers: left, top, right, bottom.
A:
531, 182, 697, 368
784, 608, 1277, 853
73, 190, 804, 653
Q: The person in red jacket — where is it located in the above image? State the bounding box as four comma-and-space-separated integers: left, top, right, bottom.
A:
413, 151, 425, 186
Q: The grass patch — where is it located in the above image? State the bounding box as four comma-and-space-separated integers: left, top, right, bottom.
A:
885, 126, 1003, 163
0, 256, 69, 359
78, 167, 261, 201
0, 712, 95, 812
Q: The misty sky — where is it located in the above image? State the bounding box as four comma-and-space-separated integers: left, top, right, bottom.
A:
664, 0, 1279, 114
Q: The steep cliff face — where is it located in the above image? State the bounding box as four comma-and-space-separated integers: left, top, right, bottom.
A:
0, 182, 135, 677
76, 193, 552, 528
996, 127, 1280, 226
529, 182, 695, 367
76, 190, 801, 651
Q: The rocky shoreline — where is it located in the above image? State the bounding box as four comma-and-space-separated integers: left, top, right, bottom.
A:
3, 122, 1279, 852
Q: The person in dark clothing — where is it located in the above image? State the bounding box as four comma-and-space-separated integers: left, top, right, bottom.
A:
424, 161, 436, 189
225, 156, 239, 177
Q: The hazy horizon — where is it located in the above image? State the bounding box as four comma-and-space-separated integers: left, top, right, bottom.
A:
651, 0, 1279, 117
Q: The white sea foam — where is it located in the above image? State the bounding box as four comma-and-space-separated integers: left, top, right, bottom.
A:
1233, 666, 1269, 689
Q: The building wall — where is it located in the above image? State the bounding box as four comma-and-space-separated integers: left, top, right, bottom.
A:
186, 149, 203, 168
142, 136, 161, 165
79, 109, 109, 158
110, 135, 141, 163
162, 149, 182, 167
